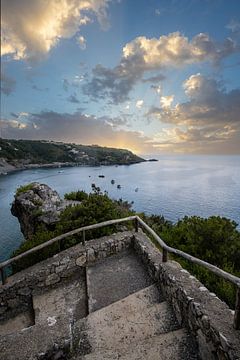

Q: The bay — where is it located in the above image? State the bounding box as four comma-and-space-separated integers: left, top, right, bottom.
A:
0, 155, 239, 262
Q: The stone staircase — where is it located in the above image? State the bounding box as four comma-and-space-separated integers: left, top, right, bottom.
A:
3, 231, 239, 359
70, 249, 199, 359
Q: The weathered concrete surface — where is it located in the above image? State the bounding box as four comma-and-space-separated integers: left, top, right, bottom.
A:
1, 230, 239, 360
0, 231, 132, 322
33, 272, 87, 325
0, 310, 34, 336
87, 248, 156, 312
0, 316, 72, 360
73, 285, 181, 357
77, 329, 198, 360
133, 231, 240, 360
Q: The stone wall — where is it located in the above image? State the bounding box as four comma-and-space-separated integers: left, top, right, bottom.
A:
0, 231, 133, 322
133, 231, 240, 360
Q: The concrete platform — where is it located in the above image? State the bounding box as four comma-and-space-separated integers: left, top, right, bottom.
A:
87, 248, 156, 312
33, 272, 87, 325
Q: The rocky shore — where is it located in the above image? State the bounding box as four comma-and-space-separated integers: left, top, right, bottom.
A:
0, 158, 79, 175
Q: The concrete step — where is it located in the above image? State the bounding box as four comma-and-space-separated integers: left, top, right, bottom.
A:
80, 328, 199, 360
87, 248, 157, 313
73, 285, 181, 357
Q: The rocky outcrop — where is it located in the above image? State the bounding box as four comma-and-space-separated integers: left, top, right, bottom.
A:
11, 182, 75, 239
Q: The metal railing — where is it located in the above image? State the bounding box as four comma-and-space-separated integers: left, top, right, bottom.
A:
0, 215, 239, 329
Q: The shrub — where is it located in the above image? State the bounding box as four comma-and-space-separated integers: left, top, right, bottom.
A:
16, 183, 35, 195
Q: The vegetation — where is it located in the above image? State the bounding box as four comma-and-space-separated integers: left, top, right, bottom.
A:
0, 138, 144, 165
64, 190, 89, 201
145, 215, 240, 308
10, 186, 240, 308
16, 183, 35, 196
11, 188, 134, 271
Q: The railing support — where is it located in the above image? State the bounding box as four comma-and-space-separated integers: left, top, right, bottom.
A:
162, 248, 168, 262
234, 287, 240, 330
0, 267, 7, 285
134, 218, 139, 232
82, 230, 86, 245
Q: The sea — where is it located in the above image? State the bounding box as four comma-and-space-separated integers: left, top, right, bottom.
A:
0, 155, 239, 262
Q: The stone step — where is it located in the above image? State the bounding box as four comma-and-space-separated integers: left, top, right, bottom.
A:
87, 248, 156, 313
73, 285, 180, 357
80, 328, 199, 360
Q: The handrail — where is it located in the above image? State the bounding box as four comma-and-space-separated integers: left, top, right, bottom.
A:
0, 215, 239, 329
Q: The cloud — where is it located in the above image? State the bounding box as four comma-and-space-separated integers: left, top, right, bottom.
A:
136, 100, 144, 109
142, 74, 166, 83
151, 85, 162, 94
147, 74, 240, 126
155, 9, 161, 16
67, 93, 80, 103
160, 95, 174, 108
226, 19, 240, 33
83, 32, 238, 103
0, 110, 153, 153
1, 0, 110, 61
77, 35, 87, 50
146, 73, 240, 154
1, 71, 16, 95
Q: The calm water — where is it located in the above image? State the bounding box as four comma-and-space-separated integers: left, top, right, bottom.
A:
0, 155, 239, 262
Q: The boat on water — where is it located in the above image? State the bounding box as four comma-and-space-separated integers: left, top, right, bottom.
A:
135, 187, 139, 192
117, 184, 121, 189
98, 175, 105, 178
111, 179, 115, 184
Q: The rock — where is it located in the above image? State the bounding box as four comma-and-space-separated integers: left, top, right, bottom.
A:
76, 254, 87, 267
11, 182, 77, 239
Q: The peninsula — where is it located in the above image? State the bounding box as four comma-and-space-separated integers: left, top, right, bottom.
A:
0, 138, 145, 174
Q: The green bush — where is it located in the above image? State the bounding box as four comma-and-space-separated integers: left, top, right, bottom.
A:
64, 190, 89, 201
16, 183, 35, 195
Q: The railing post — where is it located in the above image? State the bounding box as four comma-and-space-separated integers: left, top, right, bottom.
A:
0, 267, 7, 285
134, 218, 138, 233
82, 230, 86, 245
234, 286, 240, 329
162, 248, 168, 262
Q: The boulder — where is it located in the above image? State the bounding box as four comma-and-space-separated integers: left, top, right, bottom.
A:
11, 182, 75, 239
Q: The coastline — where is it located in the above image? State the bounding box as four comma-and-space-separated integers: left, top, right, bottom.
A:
0, 159, 145, 176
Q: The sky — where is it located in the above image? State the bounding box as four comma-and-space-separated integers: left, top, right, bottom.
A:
1, 0, 240, 155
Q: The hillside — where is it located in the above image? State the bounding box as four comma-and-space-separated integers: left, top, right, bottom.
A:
0, 138, 145, 173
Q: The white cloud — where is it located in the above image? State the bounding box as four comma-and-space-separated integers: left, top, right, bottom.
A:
84, 31, 238, 103
77, 35, 87, 50
146, 74, 240, 153
136, 100, 144, 109
1, 0, 110, 60
160, 95, 174, 108
122, 32, 236, 68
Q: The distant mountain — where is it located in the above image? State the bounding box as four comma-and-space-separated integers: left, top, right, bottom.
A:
0, 138, 145, 172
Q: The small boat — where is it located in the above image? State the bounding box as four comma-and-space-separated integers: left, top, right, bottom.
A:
111, 179, 115, 184
117, 184, 121, 189
58, 170, 64, 173
135, 187, 139, 192
98, 175, 105, 178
